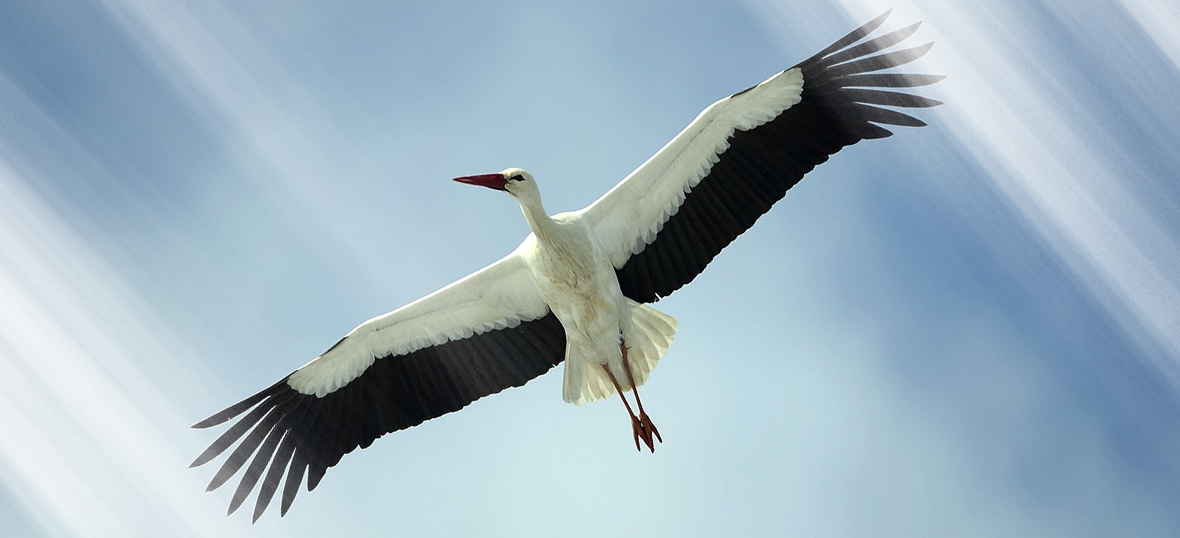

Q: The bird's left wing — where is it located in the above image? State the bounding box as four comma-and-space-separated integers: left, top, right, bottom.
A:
190, 241, 565, 521
577, 11, 943, 302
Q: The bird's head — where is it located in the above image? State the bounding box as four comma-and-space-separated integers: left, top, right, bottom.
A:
453, 168, 535, 200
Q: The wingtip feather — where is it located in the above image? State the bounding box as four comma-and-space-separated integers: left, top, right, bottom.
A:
807, 9, 894, 62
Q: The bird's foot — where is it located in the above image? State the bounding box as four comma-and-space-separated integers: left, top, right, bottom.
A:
631, 411, 662, 452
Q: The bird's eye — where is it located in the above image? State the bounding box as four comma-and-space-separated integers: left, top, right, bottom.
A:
510, 174, 524, 182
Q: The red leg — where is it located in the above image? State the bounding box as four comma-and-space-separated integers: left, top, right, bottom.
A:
621, 344, 661, 447
602, 364, 650, 452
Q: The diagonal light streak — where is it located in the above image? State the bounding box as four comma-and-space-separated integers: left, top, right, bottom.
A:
750, 0, 1180, 389
0, 80, 285, 537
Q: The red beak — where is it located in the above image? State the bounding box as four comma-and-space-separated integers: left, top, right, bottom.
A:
453, 173, 509, 191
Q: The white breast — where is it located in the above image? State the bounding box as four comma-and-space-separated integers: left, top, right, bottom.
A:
527, 216, 626, 362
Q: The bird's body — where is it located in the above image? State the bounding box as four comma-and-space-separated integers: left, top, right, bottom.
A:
454, 169, 680, 413
527, 213, 639, 399
525, 205, 627, 378
192, 11, 944, 521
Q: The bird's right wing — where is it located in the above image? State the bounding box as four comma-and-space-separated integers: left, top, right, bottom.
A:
577, 11, 943, 302
190, 237, 566, 521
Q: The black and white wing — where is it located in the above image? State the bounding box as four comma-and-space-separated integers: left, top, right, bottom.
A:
190, 241, 565, 521
577, 10, 944, 302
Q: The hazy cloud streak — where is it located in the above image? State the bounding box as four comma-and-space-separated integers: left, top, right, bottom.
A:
753, 0, 1180, 386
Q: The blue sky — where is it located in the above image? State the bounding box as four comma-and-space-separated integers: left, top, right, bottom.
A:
2, 0, 1179, 536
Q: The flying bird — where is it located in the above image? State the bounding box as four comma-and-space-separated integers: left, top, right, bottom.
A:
192, 10, 944, 521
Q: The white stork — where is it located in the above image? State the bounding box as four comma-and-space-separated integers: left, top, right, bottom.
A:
192, 10, 943, 521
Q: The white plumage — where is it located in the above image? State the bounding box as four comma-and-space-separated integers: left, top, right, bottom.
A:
288, 66, 805, 402
581, 68, 806, 269
287, 243, 549, 398
192, 10, 943, 522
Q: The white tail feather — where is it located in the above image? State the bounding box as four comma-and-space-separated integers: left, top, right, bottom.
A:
562, 301, 678, 406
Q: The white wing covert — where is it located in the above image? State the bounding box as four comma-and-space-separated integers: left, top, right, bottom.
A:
579, 11, 944, 303
187, 9, 947, 523
288, 243, 550, 397
189, 241, 566, 521
578, 67, 805, 270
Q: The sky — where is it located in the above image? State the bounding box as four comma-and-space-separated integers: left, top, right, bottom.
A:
1, 0, 1179, 536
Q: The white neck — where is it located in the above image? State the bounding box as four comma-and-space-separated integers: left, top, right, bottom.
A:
516, 189, 554, 240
